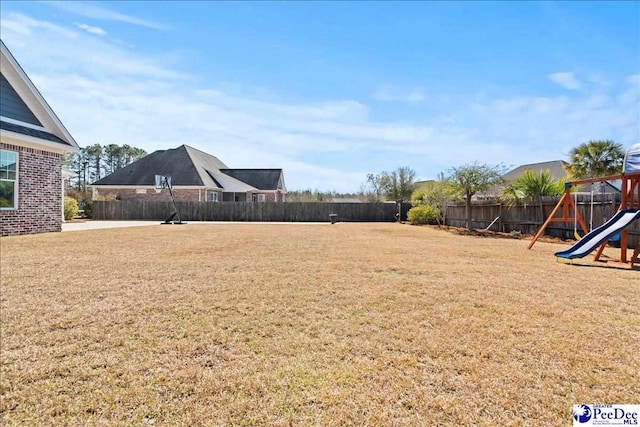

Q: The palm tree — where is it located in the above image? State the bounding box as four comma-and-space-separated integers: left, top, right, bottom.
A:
565, 140, 625, 226
502, 169, 565, 220
565, 140, 624, 179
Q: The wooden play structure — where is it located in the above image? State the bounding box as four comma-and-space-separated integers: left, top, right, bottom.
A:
529, 143, 640, 267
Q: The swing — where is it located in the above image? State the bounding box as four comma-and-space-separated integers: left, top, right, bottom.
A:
605, 182, 621, 243
594, 179, 621, 243
573, 191, 581, 240
573, 188, 594, 240
589, 183, 594, 232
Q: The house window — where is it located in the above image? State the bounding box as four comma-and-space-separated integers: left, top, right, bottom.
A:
0, 149, 18, 209
257, 194, 266, 203
210, 192, 218, 202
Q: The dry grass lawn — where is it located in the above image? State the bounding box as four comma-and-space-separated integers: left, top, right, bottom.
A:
1, 223, 638, 426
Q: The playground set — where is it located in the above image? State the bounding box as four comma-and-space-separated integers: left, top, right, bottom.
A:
529, 143, 640, 267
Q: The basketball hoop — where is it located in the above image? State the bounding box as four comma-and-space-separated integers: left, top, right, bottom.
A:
155, 175, 171, 189
154, 174, 184, 225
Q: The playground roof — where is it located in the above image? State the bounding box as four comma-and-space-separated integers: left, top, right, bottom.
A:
624, 143, 640, 174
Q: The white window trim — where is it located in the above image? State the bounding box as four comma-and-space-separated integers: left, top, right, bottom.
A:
257, 194, 266, 203
0, 149, 18, 210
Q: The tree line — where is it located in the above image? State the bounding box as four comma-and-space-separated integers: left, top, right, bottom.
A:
64, 143, 147, 192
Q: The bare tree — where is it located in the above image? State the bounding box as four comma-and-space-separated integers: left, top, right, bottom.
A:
380, 167, 417, 201
449, 163, 505, 229
365, 173, 384, 202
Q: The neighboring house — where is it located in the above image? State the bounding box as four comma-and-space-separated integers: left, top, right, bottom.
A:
502, 160, 620, 195
501, 160, 569, 183
472, 160, 569, 200
0, 40, 79, 236
476, 160, 621, 200
90, 145, 286, 202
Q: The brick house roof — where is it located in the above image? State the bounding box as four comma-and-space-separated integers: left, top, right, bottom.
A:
92, 145, 285, 192
0, 120, 69, 145
502, 160, 569, 182
93, 145, 214, 187
0, 40, 78, 151
219, 169, 284, 191
501, 159, 620, 195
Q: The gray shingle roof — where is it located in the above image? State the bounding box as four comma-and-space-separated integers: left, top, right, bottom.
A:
1, 40, 78, 150
0, 120, 69, 145
91, 145, 282, 192
1, 72, 42, 126
220, 169, 283, 190
502, 160, 569, 182
93, 145, 219, 186
502, 160, 620, 194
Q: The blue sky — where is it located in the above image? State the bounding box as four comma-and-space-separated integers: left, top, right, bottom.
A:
1, 1, 638, 192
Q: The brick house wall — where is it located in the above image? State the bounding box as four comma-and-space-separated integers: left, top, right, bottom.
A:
250, 192, 283, 202
0, 142, 63, 236
94, 188, 209, 202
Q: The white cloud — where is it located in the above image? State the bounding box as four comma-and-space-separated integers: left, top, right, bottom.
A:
627, 74, 640, 86
584, 94, 609, 109
46, 1, 168, 30
75, 22, 107, 36
548, 72, 582, 90
374, 87, 425, 103
1, 13, 184, 80
1, 12, 638, 191
0, 13, 78, 39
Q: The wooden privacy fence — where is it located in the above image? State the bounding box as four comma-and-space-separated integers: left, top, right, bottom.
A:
91, 198, 639, 246
92, 201, 413, 223
445, 194, 639, 247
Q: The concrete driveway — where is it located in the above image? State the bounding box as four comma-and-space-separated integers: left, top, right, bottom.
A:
62, 220, 332, 232
62, 220, 162, 232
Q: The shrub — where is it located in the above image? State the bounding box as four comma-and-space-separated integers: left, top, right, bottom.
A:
82, 200, 93, 219
407, 205, 440, 225
64, 196, 79, 220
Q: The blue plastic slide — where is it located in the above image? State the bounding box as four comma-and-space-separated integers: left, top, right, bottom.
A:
555, 209, 640, 259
